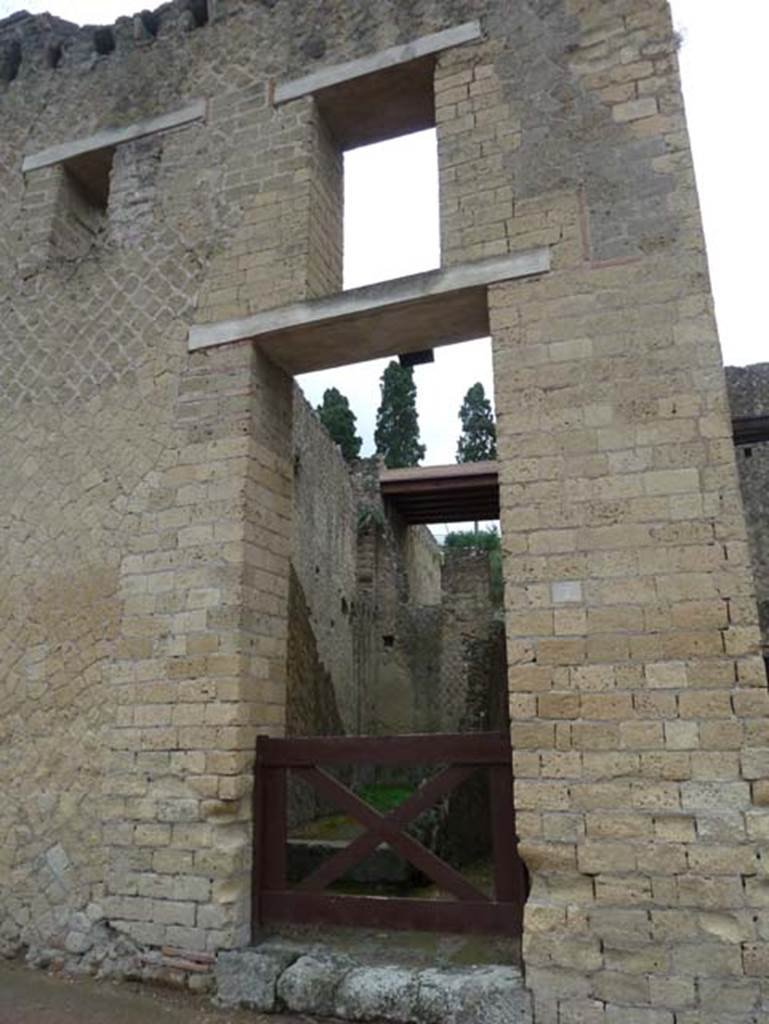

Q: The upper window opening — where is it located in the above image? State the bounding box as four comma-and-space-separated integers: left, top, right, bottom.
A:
1, 40, 22, 84
343, 128, 440, 290
63, 146, 115, 213
274, 21, 482, 149
275, 25, 485, 297
188, 0, 209, 28
93, 28, 115, 56
316, 55, 436, 151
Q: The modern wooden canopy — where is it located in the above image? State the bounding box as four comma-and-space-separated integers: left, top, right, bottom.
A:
380, 460, 500, 524
733, 415, 769, 446
379, 415, 767, 526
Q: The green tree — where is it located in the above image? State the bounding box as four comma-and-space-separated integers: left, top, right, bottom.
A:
317, 387, 362, 461
374, 361, 426, 469
456, 382, 497, 462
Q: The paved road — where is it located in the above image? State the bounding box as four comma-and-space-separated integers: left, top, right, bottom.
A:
0, 962, 319, 1024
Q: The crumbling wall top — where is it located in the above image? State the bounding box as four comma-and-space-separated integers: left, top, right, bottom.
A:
726, 362, 769, 418
0, 2, 213, 83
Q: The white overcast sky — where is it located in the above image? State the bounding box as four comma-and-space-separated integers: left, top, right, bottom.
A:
2, 0, 766, 469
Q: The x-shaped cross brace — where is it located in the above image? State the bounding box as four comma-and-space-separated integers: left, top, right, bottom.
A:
291, 764, 489, 902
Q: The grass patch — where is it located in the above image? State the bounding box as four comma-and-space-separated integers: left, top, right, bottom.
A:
355, 783, 415, 813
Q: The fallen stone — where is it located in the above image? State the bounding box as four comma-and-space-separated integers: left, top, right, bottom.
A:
417, 965, 531, 1024
277, 952, 355, 1017
335, 965, 421, 1022
213, 943, 531, 1023
0, 936, 23, 960
215, 947, 298, 1011
188, 971, 216, 994
64, 931, 93, 955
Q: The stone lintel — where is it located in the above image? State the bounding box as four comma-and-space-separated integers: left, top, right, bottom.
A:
21, 99, 207, 173
187, 248, 551, 375
273, 21, 483, 106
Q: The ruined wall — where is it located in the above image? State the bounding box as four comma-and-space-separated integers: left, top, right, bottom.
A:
352, 460, 504, 738
353, 461, 445, 737
441, 548, 508, 735
402, 519, 443, 607
1, 0, 767, 1019
727, 364, 769, 644
288, 389, 357, 736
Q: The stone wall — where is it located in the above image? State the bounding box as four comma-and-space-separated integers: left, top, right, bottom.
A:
483, 0, 769, 1003
726, 364, 769, 644
288, 389, 357, 736
1, 1, 767, 1020
352, 460, 506, 739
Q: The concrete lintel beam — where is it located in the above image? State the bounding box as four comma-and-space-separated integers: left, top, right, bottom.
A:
188, 248, 551, 375
22, 99, 207, 173
274, 21, 483, 106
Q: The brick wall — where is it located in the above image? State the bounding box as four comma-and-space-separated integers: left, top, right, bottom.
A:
1, 1, 767, 1017
289, 389, 357, 735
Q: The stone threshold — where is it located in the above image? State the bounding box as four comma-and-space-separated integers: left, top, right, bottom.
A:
188, 248, 551, 375
215, 939, 531, 1023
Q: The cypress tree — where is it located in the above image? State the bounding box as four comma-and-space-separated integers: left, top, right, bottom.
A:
317, 387, 362, 461
374, 361, 426, 469
456, 382, 497, 462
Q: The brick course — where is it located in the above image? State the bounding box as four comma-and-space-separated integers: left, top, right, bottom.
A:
1, 0, 767, 1019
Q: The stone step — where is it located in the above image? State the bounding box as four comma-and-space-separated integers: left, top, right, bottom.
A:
215, 941, 531, 1023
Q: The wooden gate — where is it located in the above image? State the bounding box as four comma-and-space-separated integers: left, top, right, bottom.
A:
251, 731, 526, 939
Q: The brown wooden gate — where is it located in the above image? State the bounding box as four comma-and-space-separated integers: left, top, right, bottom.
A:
251, 731, 526, 939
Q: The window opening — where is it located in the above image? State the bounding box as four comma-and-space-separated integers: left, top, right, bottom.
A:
47, 43, 63, 69
63, 146, 115, 216
93, 28, 115, 56
1, 40, 22, 83
140, 10, 160, 38
188, 0, 209, 28
342, 127, 440, 290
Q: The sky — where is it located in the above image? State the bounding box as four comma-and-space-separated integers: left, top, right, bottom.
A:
2, 0, 766, 472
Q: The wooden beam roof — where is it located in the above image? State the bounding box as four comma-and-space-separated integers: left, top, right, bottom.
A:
379, 416, 767, 526
380, 460, 499, 525
733, 415, 769, 446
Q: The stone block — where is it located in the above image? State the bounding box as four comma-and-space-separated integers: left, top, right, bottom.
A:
215, 948, 297, 1010
416, 966, 531, 1024
335, 966, 420, 1022
277, 953, 356, 1017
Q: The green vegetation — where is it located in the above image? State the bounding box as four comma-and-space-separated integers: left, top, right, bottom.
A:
456, 382, 497, 463
374, 361, 426, 469
317, 387, 362, 461
355, 782, 415, 813
357, 503, 386, 533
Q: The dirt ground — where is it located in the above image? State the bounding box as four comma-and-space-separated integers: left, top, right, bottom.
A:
0, 961, 321, 1024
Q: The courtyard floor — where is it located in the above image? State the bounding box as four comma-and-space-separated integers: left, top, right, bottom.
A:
0, 961, 320, 1024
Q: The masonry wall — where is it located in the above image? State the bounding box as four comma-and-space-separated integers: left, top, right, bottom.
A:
0, 1, 310, 961
352, 461, 505, 739
288, 389, 357, 737
726, 364, 769, 646
462, 3, 769, 1019
1, 1, 767, 1020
